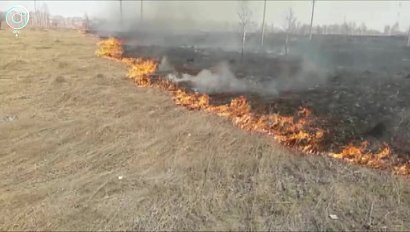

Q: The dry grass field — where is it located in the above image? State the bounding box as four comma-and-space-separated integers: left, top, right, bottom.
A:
1, 29, 410, 231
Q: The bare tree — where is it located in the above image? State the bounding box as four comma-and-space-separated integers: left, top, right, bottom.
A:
33, 0, 38, 27
83, 13, 89, 31
384, 25, 391, 35
237, 1, 252, 61
39, 3, 50, 28
285, 8, 297, 34
284, 8, 297, 55
391, 22, 400, 35
359, 22, 367, 35
260, 0, 267, 47
309, 0, 316, 40
341, 22, 350, 35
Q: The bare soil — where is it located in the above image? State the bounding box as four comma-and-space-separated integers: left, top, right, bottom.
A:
1, 30, 410, 231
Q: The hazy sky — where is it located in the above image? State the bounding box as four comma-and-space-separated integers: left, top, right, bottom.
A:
1, 1, 410, 31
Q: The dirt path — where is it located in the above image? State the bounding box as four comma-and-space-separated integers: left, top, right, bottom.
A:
1, 30, 410, 230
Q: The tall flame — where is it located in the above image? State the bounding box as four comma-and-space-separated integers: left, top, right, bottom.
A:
96, 38, 410, 176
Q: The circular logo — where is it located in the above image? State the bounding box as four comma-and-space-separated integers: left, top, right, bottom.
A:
5, 5, 30, 30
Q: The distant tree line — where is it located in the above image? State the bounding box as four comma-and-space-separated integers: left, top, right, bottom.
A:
237, 1, 410, 57
262, 18, 405, 37
30, 2, 51, 28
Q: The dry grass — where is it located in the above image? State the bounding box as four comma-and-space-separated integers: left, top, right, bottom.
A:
0, 29, 410, 231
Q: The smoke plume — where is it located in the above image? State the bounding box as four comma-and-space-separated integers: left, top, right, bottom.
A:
166, 61, 256, 94
158, 56, 175, 73
162, 57, 327, 96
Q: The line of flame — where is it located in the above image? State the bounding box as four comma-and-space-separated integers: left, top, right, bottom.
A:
96, 37, 410, 176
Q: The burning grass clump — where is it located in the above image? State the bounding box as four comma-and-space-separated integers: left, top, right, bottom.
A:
95, 38, 124, 59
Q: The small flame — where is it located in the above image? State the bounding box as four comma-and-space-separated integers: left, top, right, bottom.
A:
127, 58, 158, 86
394, 164, 410, 175
95, 38, 123, 59
329, 142, 396, 170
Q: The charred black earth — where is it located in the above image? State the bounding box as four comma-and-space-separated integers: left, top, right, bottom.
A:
122, 36, 410, 158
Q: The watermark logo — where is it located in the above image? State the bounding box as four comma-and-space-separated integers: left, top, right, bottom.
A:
5, 5, 30, 34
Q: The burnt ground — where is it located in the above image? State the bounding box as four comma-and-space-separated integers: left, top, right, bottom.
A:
123, 37, 410, 158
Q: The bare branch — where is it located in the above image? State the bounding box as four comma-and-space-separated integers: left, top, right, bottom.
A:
285, 8, 297, 33
237, 1, 253, 61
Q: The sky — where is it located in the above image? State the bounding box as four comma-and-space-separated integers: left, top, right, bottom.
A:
1, 1, 410, 32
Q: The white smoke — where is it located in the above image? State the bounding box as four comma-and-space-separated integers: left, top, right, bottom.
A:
274, 59, 328, 92
161, 56, 324, 96
158, 56, 175, 73
166, 61, 252, 94
164, 59, 279, 95
185, 62, 247, 94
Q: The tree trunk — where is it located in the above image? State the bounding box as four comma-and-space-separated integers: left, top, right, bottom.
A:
309, 0, 315, 40
44, 12, 49, 28
39, 11, 43, 28
261, 0, 267, 47
241, 27, 246, 61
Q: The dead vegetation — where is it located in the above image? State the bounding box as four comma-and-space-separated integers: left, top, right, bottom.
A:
1, 30, 410, 231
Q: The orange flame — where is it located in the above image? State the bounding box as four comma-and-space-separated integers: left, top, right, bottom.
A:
330, 142, 390, 167
395, 164, 410, 175
127, 58, 158, 87
96, 38, 410, 176
95, 38, 124, 59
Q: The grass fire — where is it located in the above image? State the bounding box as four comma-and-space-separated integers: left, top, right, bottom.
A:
3, 1, 410, 230
96, 37, 410, 176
